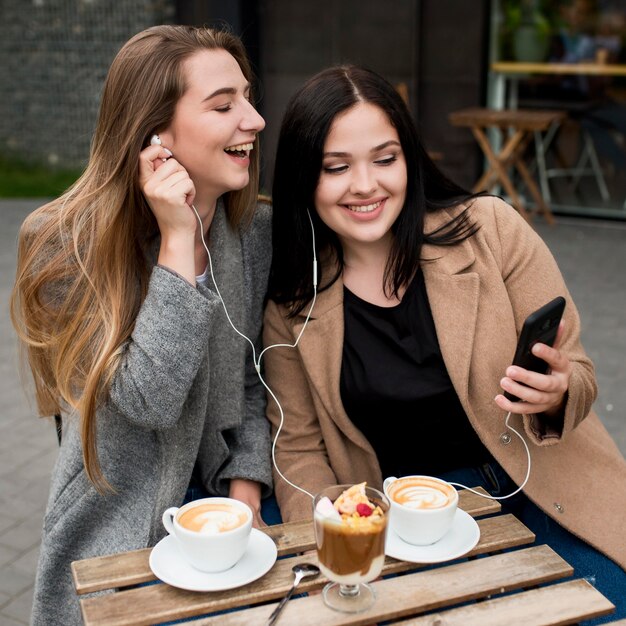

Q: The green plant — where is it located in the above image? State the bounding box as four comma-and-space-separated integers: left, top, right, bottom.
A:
500, 0, 556, 61
0, 156, 81, 198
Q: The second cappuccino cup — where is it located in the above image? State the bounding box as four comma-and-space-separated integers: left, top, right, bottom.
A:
162, 497, 252, 572
383, 475, 458, 546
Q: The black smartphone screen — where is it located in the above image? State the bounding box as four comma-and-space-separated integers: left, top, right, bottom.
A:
504, 296, 566, 402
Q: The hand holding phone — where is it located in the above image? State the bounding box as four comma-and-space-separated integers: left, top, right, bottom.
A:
504, 296, 566, 402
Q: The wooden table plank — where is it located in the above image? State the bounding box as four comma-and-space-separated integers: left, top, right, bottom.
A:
79, 514, 533, 626
194, 545, 573, 626
80, 554, 318, 626
73, 487, 500, 595
384, 514, 534, 575
449, 107, 564, 132
396, 579, 615, 625
491, 61, 626, 77
457, 486, 501, 517
72, 551, 153, 596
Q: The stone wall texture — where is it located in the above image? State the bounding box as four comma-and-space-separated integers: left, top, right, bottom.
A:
0, 0, 175, 168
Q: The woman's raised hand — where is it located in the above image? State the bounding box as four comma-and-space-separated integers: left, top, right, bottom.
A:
139, 144, 197, 284
495, 322, 572, 419
138, 144, 197, 237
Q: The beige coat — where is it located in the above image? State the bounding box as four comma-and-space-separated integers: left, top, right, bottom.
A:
263, 196, 626, 570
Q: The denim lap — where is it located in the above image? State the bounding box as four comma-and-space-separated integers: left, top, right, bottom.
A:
436, 463, 626, 624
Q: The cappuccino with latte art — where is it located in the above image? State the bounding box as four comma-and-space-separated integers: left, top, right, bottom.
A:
384, 475, 459, 545
162, 497, 252, 572
387, 476, 457, 510
178, 502, 248, 534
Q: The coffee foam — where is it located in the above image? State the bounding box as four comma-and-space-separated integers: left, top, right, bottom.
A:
178, 503, 248, 534
389, 478, 455, 510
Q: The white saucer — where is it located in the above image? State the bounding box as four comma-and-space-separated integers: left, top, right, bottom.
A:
149, 528, 277, 591
385, 509, 480, 564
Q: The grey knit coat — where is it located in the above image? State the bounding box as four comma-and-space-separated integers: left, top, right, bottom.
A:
31, 201, 273, 625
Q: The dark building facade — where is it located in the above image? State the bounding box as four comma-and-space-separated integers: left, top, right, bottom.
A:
0, 0, 489, 191
178, 0, 490, 191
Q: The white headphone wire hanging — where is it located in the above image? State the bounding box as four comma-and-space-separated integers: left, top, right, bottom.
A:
191, 199, 529, 504
192, 203, 317, 500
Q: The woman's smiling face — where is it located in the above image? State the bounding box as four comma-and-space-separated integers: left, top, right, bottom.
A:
314, 102, 407, 252
158, 48, 265, 200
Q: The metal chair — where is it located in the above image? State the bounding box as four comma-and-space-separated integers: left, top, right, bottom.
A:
533, 120, 610, 204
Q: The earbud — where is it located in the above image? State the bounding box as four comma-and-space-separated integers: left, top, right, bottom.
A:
150, 134, 169, 162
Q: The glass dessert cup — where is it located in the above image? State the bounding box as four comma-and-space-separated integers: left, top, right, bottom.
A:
313, 484, 389, 613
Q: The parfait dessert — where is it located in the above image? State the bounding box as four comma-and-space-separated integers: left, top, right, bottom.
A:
313, 483, 389, 613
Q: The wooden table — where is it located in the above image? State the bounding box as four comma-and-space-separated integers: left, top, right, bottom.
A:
486, 62, 626, 218
449, 107, 563, 224
490, 62, 626, 211
490, 62, 626, 111
71, 487, 616, 625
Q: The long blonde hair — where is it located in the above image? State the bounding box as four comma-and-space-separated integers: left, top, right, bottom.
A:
10, 26, 261, 493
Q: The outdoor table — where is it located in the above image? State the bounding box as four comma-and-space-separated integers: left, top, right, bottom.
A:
72, 487, 615, 625
449, 107, 564, 224
490, 62, 626, 112
489, 61, 626, 212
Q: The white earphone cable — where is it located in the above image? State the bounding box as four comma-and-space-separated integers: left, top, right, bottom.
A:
192, 201, 529, 504
152, 136, 320, 500
447, 411, 531, 500
192, 204, 317, 500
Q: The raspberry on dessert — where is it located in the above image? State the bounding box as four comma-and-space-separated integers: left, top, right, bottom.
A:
356, 503, 374, 517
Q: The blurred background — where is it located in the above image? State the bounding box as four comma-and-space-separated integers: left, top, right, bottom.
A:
0, 1, 625, 623
2, 0, 626, 215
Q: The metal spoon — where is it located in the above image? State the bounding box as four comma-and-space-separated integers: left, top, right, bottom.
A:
266, 563, 321, 625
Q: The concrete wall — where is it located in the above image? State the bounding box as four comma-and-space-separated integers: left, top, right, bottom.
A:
0, 0, 175, 169
258, 0, 419, 190
417, 0, 489, 190
256, 0, 488, 192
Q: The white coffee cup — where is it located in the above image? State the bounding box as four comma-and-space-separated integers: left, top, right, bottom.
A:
383, 475, 459, 546
162, 497, 252, 572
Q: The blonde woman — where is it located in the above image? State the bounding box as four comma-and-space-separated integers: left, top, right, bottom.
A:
11, 26, 271, 624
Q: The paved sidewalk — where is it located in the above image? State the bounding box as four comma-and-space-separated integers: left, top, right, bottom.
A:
0, 199, 625, 624
1, 201, 59, 626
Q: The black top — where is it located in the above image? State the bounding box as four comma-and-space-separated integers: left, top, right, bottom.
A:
340, 269, 490, 479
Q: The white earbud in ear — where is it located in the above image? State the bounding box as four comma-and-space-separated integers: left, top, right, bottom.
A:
150, 134, 169, 162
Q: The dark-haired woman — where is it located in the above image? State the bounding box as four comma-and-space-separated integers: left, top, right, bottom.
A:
263, 65, 626, 620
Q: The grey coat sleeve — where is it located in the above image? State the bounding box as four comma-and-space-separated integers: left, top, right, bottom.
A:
107, 265, 221, 430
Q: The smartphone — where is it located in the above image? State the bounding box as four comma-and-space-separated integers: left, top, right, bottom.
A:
504, 296, 566, 401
